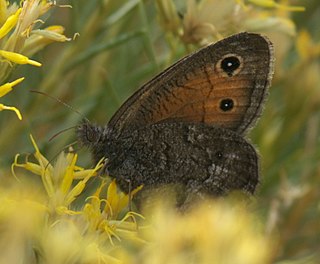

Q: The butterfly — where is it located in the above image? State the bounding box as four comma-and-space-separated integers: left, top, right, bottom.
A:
77, 32, 274, 205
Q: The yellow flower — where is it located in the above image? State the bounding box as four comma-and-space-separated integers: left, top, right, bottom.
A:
0, 7, 21, 39
139, 200, 272, 264
0, 49, 42, 66
23, 25, 71, 56
83, 180, 144, 245
34, 25, 72, 42
105, 179, 143, 218
0, 0, 71, 82
12, 134, 104, 215
11, 133, 144, 246
0, 77, 24, 97
7, 134, 147, 263
0, 77, 24, 119
0, 186, 48, 263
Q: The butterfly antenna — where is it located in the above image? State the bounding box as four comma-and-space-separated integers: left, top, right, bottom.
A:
48, 126, 77, 142
30, 90, 90, 123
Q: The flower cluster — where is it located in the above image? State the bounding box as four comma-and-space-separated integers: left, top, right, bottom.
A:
156, 0, 304, 46
0, 0, 70, 119
6, 135, 145, 263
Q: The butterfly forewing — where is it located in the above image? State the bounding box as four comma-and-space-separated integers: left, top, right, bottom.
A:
107, 32, 274, 138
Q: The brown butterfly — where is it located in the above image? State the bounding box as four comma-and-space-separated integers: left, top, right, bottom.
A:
77, 32, 274, 204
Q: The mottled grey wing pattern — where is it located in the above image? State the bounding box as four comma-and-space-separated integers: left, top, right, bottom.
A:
105, 123, 258, 196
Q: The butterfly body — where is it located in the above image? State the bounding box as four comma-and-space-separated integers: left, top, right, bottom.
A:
77, 32, 274, 202
79, 122, 258, 194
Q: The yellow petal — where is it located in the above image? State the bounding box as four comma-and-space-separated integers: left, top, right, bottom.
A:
29, 134, 55, 197
106, 180, 121, 216
0, 50, 42, 66
0, 8, 22, 39
32, 25, 71, 42
60, 153, 77, 195
0, 103, 22, 119
29, 134, 51, 170
131, 185, 144, 196
0, 77, 24, 97
87, 182, 106, 210
11, 154, 48, 182
115, 185, 143, 216
65, 165, 96, 206
23, 162, 44, 176
64, 180, 86, 206
73, 158, 104, 179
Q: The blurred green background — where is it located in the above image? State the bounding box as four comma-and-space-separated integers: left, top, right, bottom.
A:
0, 0, 319, 262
